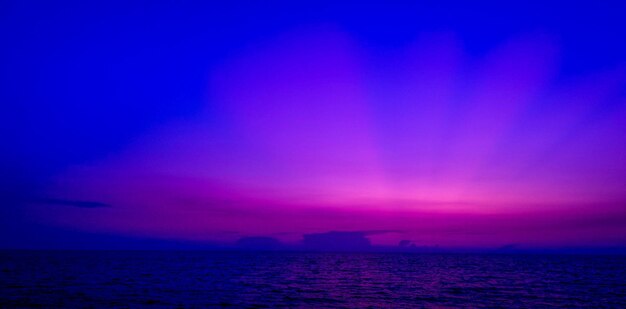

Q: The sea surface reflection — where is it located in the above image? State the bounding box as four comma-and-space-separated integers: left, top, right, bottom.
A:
1, 251, 625, 307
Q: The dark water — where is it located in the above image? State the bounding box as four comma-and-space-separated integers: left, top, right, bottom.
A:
1, 251, 626, 308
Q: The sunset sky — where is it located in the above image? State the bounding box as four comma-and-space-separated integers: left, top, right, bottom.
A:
2, 2, 625, 250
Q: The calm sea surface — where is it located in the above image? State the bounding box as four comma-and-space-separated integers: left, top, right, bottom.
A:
1, 251, 625, 308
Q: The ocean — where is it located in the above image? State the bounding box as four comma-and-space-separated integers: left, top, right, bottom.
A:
1, 251, 625, 308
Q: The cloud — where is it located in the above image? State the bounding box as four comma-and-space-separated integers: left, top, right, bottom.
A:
34, 198, 110, 208
496, 243, 520, 251
361, 230, 403, 236
399, 240, 412, 247
302, 231, 372, 251
236, 236, 283, 250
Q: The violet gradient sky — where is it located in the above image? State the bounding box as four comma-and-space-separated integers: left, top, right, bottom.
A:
2, 1, 626, 250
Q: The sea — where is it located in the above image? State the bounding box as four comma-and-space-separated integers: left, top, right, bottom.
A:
1, 251, 625, 308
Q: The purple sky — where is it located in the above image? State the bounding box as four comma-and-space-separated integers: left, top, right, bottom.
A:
3, 2, 626, 250
26, 27, 626, 249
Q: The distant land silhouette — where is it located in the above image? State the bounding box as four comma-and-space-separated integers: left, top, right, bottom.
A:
3, 223, 625, 254
234, 231, 450, 253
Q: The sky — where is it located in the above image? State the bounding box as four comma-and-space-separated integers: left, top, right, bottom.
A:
1, 1, 626, 250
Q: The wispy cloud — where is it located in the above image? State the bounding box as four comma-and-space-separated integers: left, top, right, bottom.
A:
34, 198, 110, 208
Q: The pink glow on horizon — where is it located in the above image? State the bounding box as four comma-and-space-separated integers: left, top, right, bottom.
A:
30, 27, 626, 248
